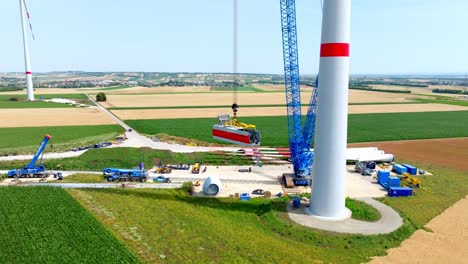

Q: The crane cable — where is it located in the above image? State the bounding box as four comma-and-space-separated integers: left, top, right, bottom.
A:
232, 0, 239, 119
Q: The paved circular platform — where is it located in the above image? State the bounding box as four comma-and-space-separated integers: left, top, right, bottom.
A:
288, 197, 403, 235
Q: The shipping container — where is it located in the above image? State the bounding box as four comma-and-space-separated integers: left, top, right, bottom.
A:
388, 176, 401, 187
403, 164, 418, 175
393, 164, 408, 175
377, 170, 390, 185
388, 187, 413, 197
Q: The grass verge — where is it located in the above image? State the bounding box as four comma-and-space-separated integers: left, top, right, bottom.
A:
60, 174, 107, 183
0, 147, 254, 171
0, 186, 139, 263
66, 162, 468, 264
125, 111, 468, 147
346, 198, 381, 222
0, 125, 124, 155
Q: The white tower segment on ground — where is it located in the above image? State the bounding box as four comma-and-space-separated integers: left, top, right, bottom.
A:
19, 0, 34, 101
308, 0, 351, 220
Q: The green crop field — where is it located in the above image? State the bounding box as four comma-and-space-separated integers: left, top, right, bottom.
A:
413, 98, 468, 107
66, 164, 468, 263
0, 125, 123, 155
0, 147, 253, 171
0, 187, 139, 263
125, 111, 468, 147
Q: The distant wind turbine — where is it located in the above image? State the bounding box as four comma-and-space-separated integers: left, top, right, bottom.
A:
19, 0, 35, 101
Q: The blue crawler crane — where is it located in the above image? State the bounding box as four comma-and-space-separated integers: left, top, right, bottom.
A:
7, 134, 53, 178
280, 0, 319, 186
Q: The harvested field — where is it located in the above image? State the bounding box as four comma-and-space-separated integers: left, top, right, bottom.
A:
101, 92, 303, 108
0, 108, 116, 127
105, 86, 211, 94
348, 90, 422, 103
350, 137, 468, 172
101, 89, 425, 108
113, 104, 467, 120
370, 196, 468, 264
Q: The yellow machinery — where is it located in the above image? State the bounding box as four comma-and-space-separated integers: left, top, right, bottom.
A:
155, 166, 172, 174
225, 117, 257, 130
399, 172, 421, 188
192, 161, 201, 174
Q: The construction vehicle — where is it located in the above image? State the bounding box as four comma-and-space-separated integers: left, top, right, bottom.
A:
154, 160, 172, 174
398, 172, 421, 188
7, 135, 55, 178
105, 169, 148, 182
155, 166, 172, 174
191, 161, 201, 174
167, 163, 190, 170
355, 161, 376, 176
279, 0, 320, 186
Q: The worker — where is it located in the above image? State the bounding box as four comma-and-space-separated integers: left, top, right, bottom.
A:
203, 167, 207, 173
248, 167, 251, 173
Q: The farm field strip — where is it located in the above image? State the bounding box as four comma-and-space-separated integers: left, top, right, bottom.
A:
101, 89, 424, 108
107, 101, 425, 110
350, 137, 468, 172
124, 111, 468, 146
0, 108, 117, 127
112, 103, 468, 120
0, 186, 139, 263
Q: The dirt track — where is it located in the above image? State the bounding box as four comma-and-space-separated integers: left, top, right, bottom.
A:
370, 196, 468, 264
0, 108, 116, 127
112, 103, 468, 120
350, 137, 468, 172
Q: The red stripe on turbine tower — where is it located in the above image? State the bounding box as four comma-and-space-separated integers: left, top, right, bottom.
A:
320, 43, 350, 57
26, 71, 32, 74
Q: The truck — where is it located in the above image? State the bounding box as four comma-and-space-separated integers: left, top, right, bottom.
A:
7, 135, 55, 178
104, 169, 148, 182
355, 161, 376, 176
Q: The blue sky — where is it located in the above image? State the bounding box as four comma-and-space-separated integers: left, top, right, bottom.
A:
1, 0, 467, 74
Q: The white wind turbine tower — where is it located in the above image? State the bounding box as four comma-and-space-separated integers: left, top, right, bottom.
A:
19, 0, 35, 101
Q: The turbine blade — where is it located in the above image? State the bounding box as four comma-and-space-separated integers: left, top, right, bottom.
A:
22, 0, 35, 40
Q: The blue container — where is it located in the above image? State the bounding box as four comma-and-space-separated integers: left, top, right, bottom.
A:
292, 197, 301, 208
377, 170, 390, 185
393, 164, 408, 175
388, 187, 413, 197
388, 176, 401, 187
403, 164, 418, 175
239, 193, 251, 201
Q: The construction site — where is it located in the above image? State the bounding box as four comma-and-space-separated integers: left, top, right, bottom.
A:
0, 0, 467, 263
